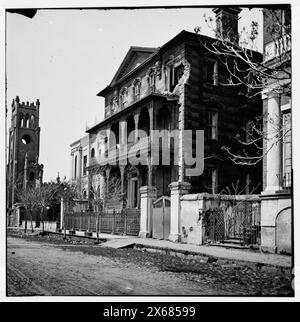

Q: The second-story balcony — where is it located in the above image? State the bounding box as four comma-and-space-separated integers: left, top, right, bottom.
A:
276, 171, 292, 191
264, 34, 291, 62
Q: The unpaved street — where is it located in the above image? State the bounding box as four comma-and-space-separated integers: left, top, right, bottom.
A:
7, 236, 293, 296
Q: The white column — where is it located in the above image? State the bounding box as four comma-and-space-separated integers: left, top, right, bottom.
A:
264, 92, 282, 192
168, 181, 191, 242
139, 186, 157, 238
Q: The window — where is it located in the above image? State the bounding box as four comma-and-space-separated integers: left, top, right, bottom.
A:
129, 177, 139, 208
74, 156, 77, 179
148, 71, 156, 92
83, 155, 87, 176
245, 173, 251, 194
19, 113, 24, 127
30, 115, 35, 128
25, 114, 30, 128
29, 172, 35, 181
133, 80, 141, 98
21, 135, 31, 145
208, 111, 218, 140
91, 148, 95, 158
207, 60, 218, 85
120, 88, 127, 108
168, 64, 185, 92
242, 120, 251, 143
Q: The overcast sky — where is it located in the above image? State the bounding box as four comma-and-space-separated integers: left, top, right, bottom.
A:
6, 6, 263, 182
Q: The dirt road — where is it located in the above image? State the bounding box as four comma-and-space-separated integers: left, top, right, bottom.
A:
7, 236, 215, 296
6, 236, 292, 296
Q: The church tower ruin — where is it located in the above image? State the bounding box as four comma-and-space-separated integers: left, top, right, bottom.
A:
7, 96, 44, 209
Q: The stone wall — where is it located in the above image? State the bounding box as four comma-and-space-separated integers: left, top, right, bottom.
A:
260, 192, 292, 254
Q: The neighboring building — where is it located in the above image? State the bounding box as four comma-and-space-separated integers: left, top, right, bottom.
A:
260, 6, 292, 253
7, 96, 44, 211
71, 8, 262, 213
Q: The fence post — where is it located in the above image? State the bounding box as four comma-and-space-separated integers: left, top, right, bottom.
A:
80, 210, 82, 231
124, 209, 127, 236
96, 209, 99, 242
88, 208, 91, 232
99, 208, 102, 234
112, 209, 115, 234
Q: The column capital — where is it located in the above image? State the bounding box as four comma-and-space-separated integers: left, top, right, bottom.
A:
168, 181, 191, 193
139, 185, 157, 198
262, 88, 281, 100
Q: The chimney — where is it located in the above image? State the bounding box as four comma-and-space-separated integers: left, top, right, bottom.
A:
213, 7, 242, 43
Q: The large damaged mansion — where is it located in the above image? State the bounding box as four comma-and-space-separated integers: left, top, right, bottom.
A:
8, 7, 291, 254
69, 7, 291, 253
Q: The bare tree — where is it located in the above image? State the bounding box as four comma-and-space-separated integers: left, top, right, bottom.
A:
35, 183, 57, 233
17, 186, 38, 233
194, 7, 291, 165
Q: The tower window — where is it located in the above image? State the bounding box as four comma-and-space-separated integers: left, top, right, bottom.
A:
30, 115, 35, 128
21, 135, 31, 145
25, 114, 30, 128
19, 113, 24, 127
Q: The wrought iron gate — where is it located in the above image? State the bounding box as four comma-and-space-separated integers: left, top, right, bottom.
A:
225, 201, 261, 245
204, 200, 261, 246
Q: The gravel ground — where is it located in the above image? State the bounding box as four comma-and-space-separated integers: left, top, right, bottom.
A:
7, 230, 293, 296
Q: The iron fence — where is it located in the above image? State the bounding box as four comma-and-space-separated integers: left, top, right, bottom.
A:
64, 208, 140, 236
277, 172, 292, 189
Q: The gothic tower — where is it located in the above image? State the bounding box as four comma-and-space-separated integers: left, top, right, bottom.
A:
7, 96, 44, 209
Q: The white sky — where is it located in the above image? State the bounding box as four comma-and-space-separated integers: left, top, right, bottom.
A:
6, 6, 263, 182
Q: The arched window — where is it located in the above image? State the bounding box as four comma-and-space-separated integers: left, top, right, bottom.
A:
133, 79, 141, 98
148, 70, 156, 90
19, 113, 24, 127
25, 114, 30, 128
91, 148, 95, 158
30, 115, 35, 128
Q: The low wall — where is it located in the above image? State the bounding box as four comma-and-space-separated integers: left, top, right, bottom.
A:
180, 193, 261, 245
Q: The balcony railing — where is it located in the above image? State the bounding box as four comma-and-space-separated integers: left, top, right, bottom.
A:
277, 172, 292, 190
264, 34, 291, 62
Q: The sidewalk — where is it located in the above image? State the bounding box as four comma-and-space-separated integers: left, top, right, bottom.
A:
92, 231, 292, 269
132, 237, 292, 269
7, 227, 292, 269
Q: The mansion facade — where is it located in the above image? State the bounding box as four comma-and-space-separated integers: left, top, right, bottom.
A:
70, 8, 262, 211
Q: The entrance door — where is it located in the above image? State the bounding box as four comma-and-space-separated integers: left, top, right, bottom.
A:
128, 177, 139, 208
152, 196, 170, 240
